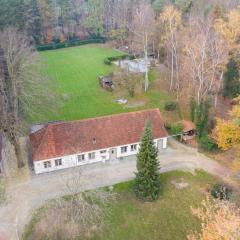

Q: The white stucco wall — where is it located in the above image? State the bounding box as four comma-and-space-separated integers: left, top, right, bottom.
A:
34, 137, 168, 174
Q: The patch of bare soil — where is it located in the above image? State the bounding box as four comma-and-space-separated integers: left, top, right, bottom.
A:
125, 100, 146, 108
207, 147, 238, 171
171, 179, 189, 189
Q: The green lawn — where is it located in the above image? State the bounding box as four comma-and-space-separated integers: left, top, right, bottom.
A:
36, 44, 176, 123
23, 171, 217, 240
92, 171, 217, 240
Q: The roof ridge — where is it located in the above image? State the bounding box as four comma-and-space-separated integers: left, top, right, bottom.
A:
49, 108, 161, 127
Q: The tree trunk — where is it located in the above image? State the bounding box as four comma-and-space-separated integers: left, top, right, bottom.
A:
13, 136, 24, 168
144, 36, 149, 92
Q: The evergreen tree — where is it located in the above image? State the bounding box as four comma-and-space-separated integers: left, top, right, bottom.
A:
195, 99, 203, 138
134, 122, 160, 201
223, 55, 240, 98
24, 0, 43, 44
190, 97, 196, 122
195, 99, 210, 139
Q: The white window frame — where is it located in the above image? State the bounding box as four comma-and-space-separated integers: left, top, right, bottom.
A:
55, 159, 62, 166
88, 152, 95, 160
43, 161, 51, 168
121, 146, 128, 154
100, 150, 107, 154
131, 144, 137, 152
77, 154, 85, 162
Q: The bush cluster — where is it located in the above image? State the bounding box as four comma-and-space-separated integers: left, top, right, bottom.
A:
170, 123, 183, 136
36, 38, 106, 51
104, 54, 135, 65
164, 101, 178, 111
199, 135, 218, 152
211, 183, 233, 200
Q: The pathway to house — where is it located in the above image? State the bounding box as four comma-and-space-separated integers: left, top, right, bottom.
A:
0, 139, 231, 240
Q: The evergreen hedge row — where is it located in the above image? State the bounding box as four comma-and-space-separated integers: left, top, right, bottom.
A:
104, 54, 135, 65
36, 38, 106, 51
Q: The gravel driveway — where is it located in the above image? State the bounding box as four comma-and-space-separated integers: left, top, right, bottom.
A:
0, 140, 230, 240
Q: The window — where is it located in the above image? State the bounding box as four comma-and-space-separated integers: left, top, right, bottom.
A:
121, 146, 127, 153
55, 159, 62, 166
100, 150, 107, 154
77, 154, 85, 162
43, 161, 51, 168
88, 152, 95, 160
131, 144, 137, 151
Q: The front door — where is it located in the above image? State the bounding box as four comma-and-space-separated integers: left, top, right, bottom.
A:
109, 148, 117, 161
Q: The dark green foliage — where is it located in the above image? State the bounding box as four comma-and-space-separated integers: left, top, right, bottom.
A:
164, 122, 172, 131
134, 122, 160, 201
211, 183, 233, 200
24, 0, 43, 44
199, 135, 218, 152
171, 123, 183, 136
223, 55, 240, 98
164, 101, 178, 111
195, 99, 210, 139
104, 54, 135, 65
104, 58, 111, 65
36, 38, 106, 51
0, 0, 24, 30
190, 97, 196, 122
152, 0, 165, 13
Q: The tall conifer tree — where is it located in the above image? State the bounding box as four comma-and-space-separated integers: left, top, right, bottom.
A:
134, 122, 160, 201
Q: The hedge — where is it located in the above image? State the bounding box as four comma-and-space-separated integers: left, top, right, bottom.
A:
36, 38, 106, 51
164, 101, 178, 111
104, 54, 135, 65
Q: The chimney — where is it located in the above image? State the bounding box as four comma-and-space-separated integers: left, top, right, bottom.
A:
92, 138, 96, 145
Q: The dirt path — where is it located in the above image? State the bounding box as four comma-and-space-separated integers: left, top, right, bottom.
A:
0, 142, 231, 240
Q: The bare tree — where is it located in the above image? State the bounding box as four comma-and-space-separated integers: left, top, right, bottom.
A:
0, 28, 55, 168
113, 68, 142, 97
179, 17, 228, 105
27, 171, 117, 240
156, 5, 182, 98
129, 1, 155, 92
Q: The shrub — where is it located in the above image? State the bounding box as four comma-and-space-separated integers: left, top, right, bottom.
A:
171, 123, 183, 135
164, 101, 178, 111
199, 135, 218, 152
164, 122, 172, 131
103, 54, 135, 65
211, 183, 233, 200
36, 38, 106, 51
104, 58, 111, 65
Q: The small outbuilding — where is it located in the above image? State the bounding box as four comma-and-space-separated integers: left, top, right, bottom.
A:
99, 75, 114, 91
181, 120, 196, 142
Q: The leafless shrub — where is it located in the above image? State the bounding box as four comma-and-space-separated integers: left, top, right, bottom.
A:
27, 171, 117, 240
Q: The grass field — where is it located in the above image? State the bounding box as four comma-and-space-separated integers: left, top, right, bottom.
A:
93, 171, 217, 240
37, 44, 176, 123
23, 171, 217, 240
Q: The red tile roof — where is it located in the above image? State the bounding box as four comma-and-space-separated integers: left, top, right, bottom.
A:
30, 109, 168, 161
180, 120, 196, 133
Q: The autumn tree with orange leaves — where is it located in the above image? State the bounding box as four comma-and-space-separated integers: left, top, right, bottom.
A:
213, 96, 240, 150
188, 196, 240, 240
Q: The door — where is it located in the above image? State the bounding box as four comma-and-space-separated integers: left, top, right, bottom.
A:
109, 148, 117, 161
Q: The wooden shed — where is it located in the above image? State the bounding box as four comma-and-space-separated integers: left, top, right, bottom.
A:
99, 75, 114, 91
181, 120, 196, 141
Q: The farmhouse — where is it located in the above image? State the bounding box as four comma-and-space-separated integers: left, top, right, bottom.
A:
30, 109, 168, 174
